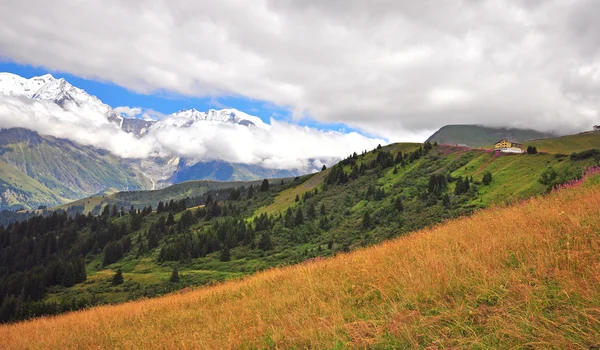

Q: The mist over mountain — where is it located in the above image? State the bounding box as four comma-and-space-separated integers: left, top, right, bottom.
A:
0, 72, 385, 209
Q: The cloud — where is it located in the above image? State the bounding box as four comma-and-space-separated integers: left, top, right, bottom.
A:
115, 106, 142, 118
0, 0, 599, 139
0, 95, 158, 158
0, 94, 384, 169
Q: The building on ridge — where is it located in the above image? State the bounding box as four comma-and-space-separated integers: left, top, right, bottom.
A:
493, 139, 524, 153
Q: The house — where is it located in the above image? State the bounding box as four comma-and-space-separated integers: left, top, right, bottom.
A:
493, 139, 524, 154
594, 125, 600, 132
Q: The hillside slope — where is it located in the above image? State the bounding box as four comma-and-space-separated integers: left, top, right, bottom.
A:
0, 128, 147, 207
2, 170, 599, 348
58, 176, 300, 214
0, 128, 305, 210
427, 125, 555, 147
1, 141, 597, 325
527, 131, 600, 154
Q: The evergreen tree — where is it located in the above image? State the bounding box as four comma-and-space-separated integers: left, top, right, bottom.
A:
111, 204, 118, 217
219, 246, 231, 262
320, 203, 326, 216
294, 207, 304, 226
166, 212, 175, 226
260, 179, 270, 192
101, 204, 110, 218
321, 165, 327, 171
229, 188, 241, 201
394, 197, 404, 212
247, 185, 254, 199
61, 262, 76, 287
362, 211, 371, 229
258, 232, 273, 251
482, 171, 493, 185
147, 227, 159, 249
130, 213, 142, 231
442, 193, 451, 208
169, 268, 180, 283
307, 203, 316, 220
111, 269, 124, 286
295, 194, 300, 202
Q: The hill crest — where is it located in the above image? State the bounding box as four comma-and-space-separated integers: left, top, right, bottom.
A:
426, 124, 556, 147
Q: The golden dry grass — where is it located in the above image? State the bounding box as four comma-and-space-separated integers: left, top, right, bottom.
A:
3, 181, 600, 349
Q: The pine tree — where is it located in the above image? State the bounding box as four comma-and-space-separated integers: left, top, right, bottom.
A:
111, 269, 124, 286
307, 203, 316, 220
61, 262, 76, 287
101, 204, 110, 218
294, 207, 304, 226
247, 185, 254, 199
258, 232, 273, 251
219, 246, 231, 262
166, 212, 175, 226
321, 165, 327, 171
169, 268, 180, 283
362, 211, 371, 229
394, 197, 404, 212
260, 179, 270, 192
320, 203, 326, 216
482, 171, 493, 185
295, 194, 300, 202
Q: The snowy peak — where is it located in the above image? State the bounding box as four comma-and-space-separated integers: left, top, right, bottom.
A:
158, 108, 269, 129
0, 73, 55, 97
29, 76, 124, 125
0, 72, 270, 135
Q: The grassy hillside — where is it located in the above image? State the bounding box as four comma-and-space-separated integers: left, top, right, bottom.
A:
57, 176, 301, 214
526, 131, 600, 154
1, 141, 597, 327
2, 170, 600, 348
0, 128, 146, 209
0, 159, 65, 210
427, 125, 555, 147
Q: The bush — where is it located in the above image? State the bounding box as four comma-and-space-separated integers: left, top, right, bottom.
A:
570, 149, 600, 161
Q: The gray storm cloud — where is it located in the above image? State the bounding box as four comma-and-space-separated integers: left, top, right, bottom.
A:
0, 0, 599, 139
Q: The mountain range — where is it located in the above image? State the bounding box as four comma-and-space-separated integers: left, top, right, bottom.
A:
0, 73, 301, 209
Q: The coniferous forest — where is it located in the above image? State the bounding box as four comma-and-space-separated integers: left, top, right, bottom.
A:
0, 142, 596, 323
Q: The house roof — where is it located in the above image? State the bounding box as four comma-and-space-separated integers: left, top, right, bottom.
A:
495, 139, 521, 144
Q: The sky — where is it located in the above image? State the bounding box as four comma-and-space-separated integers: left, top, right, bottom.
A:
0, 0, 599, 165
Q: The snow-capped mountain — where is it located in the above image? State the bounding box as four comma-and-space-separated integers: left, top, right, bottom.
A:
0, 73, 270, 135
155, 108, 269, 130
0, 72, 300, 210
0, 73, 55, 97
0, 72, 124, 125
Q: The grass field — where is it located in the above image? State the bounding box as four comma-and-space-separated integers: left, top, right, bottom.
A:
527, 132, 600, 154
2, 171, 600, 349
451, 151, 594, 206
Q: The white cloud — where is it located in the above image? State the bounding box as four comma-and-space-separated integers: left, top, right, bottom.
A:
0, 94, 384, 169
115, 106, 142, 118
0, 0, 599, 139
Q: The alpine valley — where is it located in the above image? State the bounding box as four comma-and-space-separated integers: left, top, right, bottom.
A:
0, 73, 303, 210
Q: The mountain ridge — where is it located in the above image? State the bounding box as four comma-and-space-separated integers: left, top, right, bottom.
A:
426, 124, 556, 147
